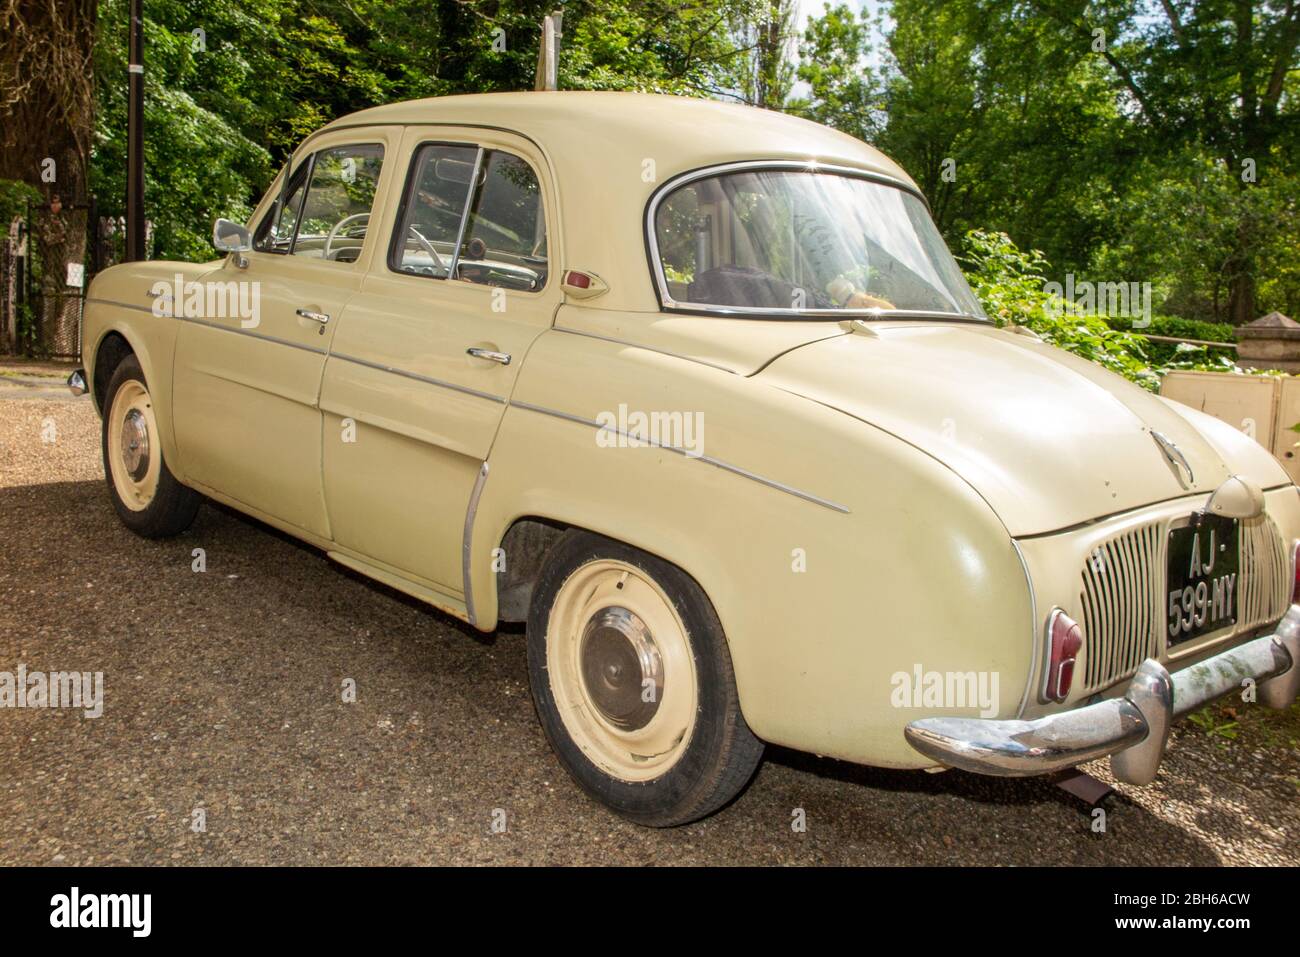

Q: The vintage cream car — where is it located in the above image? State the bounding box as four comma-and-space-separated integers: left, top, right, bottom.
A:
72, 93, 1300, 826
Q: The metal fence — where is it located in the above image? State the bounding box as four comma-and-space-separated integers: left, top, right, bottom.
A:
0, 198, 121, 359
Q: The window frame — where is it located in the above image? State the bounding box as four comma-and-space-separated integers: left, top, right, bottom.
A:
386, 139, 551, 294
253, 142, 386, 262
643, 159, 987, 322
254, 155, 314, 255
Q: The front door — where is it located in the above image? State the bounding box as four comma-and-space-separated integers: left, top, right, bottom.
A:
319, 126, 560, 592
172, 129, 400, 537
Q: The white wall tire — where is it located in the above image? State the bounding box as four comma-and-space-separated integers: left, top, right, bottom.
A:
101, 355, 201, 538
527, 531, 763, 826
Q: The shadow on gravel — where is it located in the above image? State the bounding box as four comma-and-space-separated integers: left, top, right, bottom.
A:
201, 500, 491, 647
0, 479, 1252, 864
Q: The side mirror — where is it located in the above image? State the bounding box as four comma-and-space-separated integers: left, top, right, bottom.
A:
213, 218, 252, 267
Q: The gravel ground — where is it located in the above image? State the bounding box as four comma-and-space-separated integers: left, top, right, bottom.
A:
1, 364, 1297, 865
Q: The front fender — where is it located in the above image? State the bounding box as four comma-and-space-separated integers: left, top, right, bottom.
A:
84, 261, 218, 484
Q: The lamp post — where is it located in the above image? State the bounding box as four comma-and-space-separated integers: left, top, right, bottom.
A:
125, 0, 145, 261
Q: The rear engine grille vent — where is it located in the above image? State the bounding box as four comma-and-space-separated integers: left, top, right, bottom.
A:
1078, 522, 1163, 695
1239, 515, 1289, 631
1076, 515, 1290, 695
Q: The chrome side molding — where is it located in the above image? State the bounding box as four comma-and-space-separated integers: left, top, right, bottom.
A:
67, 369, 87, 396
461, 461, 491, 629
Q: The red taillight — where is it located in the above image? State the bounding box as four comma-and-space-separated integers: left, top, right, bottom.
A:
1043, 609, 1083, 702
564, 270, 591, 289
1292, 543, 1300, 604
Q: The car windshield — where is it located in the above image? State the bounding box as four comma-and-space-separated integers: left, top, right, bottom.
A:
652, 167, 986, 319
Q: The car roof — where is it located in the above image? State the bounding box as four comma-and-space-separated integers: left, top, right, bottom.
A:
324, 91, 914, 187
317, 92, 920, 312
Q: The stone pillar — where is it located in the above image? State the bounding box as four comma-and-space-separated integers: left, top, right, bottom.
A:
1235, 312, 1300, 373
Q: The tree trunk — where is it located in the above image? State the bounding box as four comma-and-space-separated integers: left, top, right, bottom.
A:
0, 0, 97, 353
1227, 267, 1256, 326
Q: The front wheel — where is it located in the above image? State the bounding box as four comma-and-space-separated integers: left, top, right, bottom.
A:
526, 531, 764, 826
101, 354, 201, 538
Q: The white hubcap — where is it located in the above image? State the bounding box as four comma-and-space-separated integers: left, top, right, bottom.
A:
107, 379, 160, 511
547, 559, 697, 781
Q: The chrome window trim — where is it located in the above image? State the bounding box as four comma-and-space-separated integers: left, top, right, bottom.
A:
388, 141, 550, 295
384, 139, 476, 280
447, 146, 485, 281
643, 159, 985, 321
284, 151, 317, 255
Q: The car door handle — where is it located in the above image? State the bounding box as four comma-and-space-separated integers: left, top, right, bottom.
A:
466, 347, 511, 365
295, 308, 330, 324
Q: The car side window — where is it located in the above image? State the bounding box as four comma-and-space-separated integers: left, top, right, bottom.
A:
253, 163, 310, 254
389, 144, 547, 291
457, 150, 547, 291
288, 144, 385, 263
390, 144, 478, 279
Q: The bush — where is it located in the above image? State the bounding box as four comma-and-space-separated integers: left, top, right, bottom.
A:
960, 229, 1160, 390
1107, 314, 1236, 366
959, 229, 1269, 385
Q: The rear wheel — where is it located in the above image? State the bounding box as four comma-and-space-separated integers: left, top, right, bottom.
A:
526, 531, 763, 826
101, 355, 200, 538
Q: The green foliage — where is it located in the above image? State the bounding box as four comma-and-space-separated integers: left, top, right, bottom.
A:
788, 3, 883, 141
81, 0, 1300, 333
1187, 707, 1240, 742
958, 229, 1284, 386
0, 179, 41, 228
1107, 314, 1236, 365
90, 0, 770, 261
1107, 316, 1235, 344
94, 0, 278, 260
797, 0, 1300, 326
960, 229, 1159, 390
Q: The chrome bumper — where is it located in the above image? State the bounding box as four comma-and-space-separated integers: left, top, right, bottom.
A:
904, 606, 1300, 785
67, 369, 87, 396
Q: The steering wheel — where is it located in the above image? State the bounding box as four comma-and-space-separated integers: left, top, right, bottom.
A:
405, 225, 445, 272
324, 212, 370, 260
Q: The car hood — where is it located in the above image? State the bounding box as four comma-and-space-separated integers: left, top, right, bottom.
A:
757, 321, 1289, 536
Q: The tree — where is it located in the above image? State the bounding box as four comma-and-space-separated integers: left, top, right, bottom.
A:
1007, 0, 1300, 323
84, 0, 768, 261
0, 0, 98, 347
733, 0, 796, 108
796, 0, 1300, 324
791, 2, 884, 141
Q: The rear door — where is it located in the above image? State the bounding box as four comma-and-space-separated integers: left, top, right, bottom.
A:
319, 126, 560, 591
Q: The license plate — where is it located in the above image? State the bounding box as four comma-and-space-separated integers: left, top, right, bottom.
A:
1166, 514, 1239, 646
